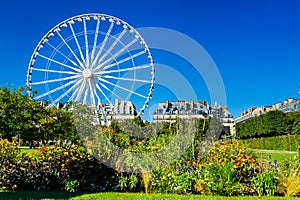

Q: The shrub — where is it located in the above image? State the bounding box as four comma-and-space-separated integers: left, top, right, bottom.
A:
277, 167, 300, 196
277, 152, 300, 197
252, 169, 278, 196
197, 140, 258, 195
150, 162, 197, 194
0, 144, 118, 192
118, 173, 144, 192
201, 161, 242, 196
65, 180, 80, 192
0, 138, 19, 163
240, 135, 300, 151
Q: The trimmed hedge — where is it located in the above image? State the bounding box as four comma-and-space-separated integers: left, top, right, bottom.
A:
240, 135, 300, 151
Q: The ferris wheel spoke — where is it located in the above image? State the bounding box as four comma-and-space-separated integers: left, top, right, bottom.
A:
69, 22, 86, 65
102, 75, 152, 84
101, 50, 146, 71
98, 64, 151, 75
93, 84, 108, 122
38, 54, 82, 73
87, 79, 96, 105
32, 67, 77, 75
95, 83, 113, 105
92, 21, 115, 67
34, 78, 78, 100
99, 77, 147, 99
83, 18, 90, 66
31, 74, 81, 85
99, 81, 124, 103
91, 19, 101, 61
56, 31, 84, 68
83, 83, 89, 104
92, 83, 102, 105
94, 37, 139, 72
75, 79, 87, 102
46, 42, 79, 67
50, 78, 83, 106
69, 79, 84, 101
96, 29, 127, 67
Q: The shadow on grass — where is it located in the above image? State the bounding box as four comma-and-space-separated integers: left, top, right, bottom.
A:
0, 191, 86, 200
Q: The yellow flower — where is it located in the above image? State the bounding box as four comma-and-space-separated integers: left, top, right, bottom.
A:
64, 152, 68, 156
89, 165, 94, 168
23, 161, 29, 165
20, 167, 26, 171
12, 185, 17, 189
48, 156, 52, 161
61, 164, 65, 168
2, 186, 7, 190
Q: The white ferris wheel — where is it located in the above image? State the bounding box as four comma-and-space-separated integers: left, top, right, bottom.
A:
26, 13, 155, 121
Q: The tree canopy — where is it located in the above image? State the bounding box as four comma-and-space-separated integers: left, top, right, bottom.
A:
0, 86, 78, 143
236, 110, 300, 139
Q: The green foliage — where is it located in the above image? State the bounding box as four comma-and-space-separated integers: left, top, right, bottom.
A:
0, 138, 20, 164
202, 162, 242, 196
117, 174, 143, 192
197, 140, 258, 196
236, 110, 300, 139
240, 135, 300, 151
277, 151, 300, 197
0, 144, 117, 192
0, 86, 78, 143
65, 180, 80, 192
252, 169, 278, 196
150, 163, 197, 194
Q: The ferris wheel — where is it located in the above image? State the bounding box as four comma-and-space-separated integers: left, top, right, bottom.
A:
26, 13, 155, 121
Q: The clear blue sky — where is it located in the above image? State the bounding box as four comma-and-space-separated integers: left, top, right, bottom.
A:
0, 0, 299, 118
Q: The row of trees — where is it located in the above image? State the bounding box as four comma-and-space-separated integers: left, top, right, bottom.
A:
236, 110, 300, 139
0, 86, 228, 148
0, 86, 78, 144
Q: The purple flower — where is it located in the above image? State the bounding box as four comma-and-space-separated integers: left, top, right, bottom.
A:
187, 166, 191, 173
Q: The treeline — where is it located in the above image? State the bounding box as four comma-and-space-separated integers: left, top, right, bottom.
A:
236, 110, 300, 139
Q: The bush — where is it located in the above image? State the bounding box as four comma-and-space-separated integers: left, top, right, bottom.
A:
197, 140, 258, 196
150, 162, 197, 194
0, 138, 19, 164
0, 144, 118, 192
277, 151, 300, 197
240, 135, 300, 151
252, 169, 278, 196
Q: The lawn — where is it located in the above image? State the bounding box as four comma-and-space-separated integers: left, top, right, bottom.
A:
253, 149, 297, 163
1, 192, 300, 200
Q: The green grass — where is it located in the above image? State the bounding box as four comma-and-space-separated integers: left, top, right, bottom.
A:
1, 192, 300, 200
72, 193, 300, 200
252, 149, 297, 164
0, 191, 84, 200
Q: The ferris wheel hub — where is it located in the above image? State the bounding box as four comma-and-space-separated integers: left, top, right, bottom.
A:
82, 68, 92, 78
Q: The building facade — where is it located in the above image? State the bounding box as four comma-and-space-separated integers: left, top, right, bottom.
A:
235, 97, 300, 124
100, 99, 137, 124
152, 100, 235, 135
